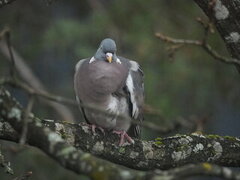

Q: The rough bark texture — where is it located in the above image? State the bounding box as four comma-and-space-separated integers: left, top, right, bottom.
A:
194, 0, 240, 71
1, 87, 240, 173
42, 121, 240, 170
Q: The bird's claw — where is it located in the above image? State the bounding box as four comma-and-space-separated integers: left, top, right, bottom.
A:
113, 130, 134, 146
88, 124, 105, 135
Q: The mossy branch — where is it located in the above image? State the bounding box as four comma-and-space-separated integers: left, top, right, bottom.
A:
0, 87, 240, 179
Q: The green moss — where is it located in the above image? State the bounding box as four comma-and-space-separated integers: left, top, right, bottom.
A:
155, 137, 162, 141
62, 121, 74, 125
206, 134, 221, 139
119, 147, 125, 153
202, 163, 212, 171
154, 137, 164, 146
155, 141, 163, 145
224, 136, 236, 141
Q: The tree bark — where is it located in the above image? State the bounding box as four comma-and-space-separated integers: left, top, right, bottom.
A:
1, 87, 240, 173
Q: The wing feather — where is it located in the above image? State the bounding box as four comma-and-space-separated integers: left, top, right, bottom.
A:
74, 58, 90, 123
125, 60, 144, 138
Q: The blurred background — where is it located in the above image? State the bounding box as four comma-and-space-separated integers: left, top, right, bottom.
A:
0, 0, 240, 179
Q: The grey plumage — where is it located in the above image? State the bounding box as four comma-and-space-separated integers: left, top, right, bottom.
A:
74, 38, 144, 139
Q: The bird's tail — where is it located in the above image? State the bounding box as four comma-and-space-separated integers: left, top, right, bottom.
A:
127, 124, 141, 139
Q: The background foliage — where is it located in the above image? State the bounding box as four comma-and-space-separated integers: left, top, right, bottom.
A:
0, 0, 239, 179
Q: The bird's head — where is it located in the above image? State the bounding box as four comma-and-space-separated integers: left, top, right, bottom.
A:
94, 38, 118, 63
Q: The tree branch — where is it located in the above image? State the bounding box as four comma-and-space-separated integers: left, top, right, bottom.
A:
155, 31, 240, 66
13, 171, 33, 180
0, 86, 149, 180
3, 28, 16, 79
156, 0, 240, 72
1, 87, 240, 173
1, 87, 240, 179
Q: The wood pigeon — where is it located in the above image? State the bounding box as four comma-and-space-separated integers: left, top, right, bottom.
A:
74, 38, 144, 145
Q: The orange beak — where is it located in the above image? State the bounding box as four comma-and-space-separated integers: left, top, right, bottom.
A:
106, 52, 113, 63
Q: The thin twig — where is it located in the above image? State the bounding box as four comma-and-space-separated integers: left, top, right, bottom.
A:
1, 29, 36, 143
196, 17, 213, 45
19, 95, 35, 145
155, 32, 240, 66
4, 28, 16, 79
156, 32, 201, 45
13, 171, 33, 180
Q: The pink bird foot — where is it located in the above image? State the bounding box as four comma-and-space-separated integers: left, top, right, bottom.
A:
87, 124, 105, 135
113, 130, 134, 146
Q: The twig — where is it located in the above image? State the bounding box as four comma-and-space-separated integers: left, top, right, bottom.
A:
196, 17, 213, 44
155, 32, 240, 66
5, 29, 16, 79
0, 77, 77, 105
189, 115, 210, 132
19, 95, 35, 145
143, 103, 163, 116
13, 171, 33, 180
156, 32, 201, 45
0, 28, 16, 79
207, 0, 217, 21
166, 44, 184, 61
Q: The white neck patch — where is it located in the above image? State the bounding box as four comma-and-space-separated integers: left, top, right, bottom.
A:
116, 58, 122, 64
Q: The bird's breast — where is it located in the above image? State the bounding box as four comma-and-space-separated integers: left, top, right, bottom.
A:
87, 61, 128, 94
75, 60, 129, 103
